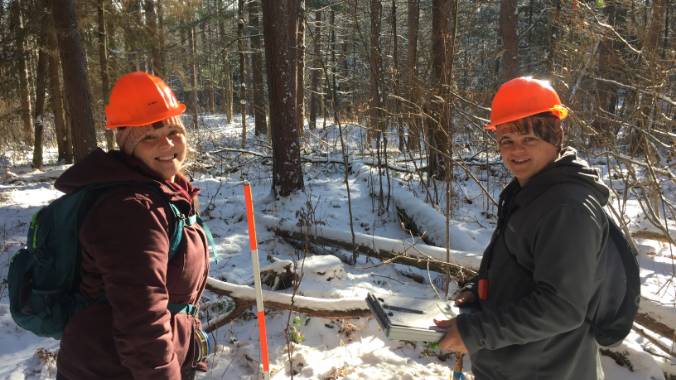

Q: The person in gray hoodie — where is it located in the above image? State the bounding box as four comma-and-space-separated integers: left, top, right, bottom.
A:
435, 77, 609, 380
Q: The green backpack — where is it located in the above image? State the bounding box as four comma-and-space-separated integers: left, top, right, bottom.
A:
8, 182, 215, 339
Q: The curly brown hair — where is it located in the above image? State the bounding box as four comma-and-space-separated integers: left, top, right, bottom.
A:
496, 112, 564, 150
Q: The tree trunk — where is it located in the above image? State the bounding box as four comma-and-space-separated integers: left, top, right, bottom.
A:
32, 6, 50, 169
391, 0, 403, 151
661, 1, 669, 59
157, 0, 166, 74
12, 0, 34, 145
218, 0, 233, 122
105, 3, 118, 86
223, 58, 234, 123
296, 0, 306, 135
340, 40, 352, 118
189, 24, 199, 129
546, 0, 561, 74
123, 0, 144, 71
238, 0, 247, 146
628, 0, 667, 201
499, 0, 519, 83
144, 0, 163, 75
208, 79, 216, 114
406, 0, 420, 151
590, 3, 621, 147
309, 10, 321, 130
643, 0, 666, 63
202, 13, 215, 114
329, 7, 340, 119
51, 0, 98, 162
97, 0, 114, 151
262, 0, 304, 196
368, 0, 383, 141
427, 0, 457, 181
205, 278, 371, 331
47, 10, 72, 163
592, 46, 619, 145
199, 20, 214, 114
249, 0, 267, 136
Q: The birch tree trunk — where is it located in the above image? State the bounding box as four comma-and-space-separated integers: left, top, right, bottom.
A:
238, 0, 247, 146
309, 10, 321, 130
329, 7, 339, 118
406, 0, 420, 151
296, 0, 306, 136
389, 0, 403, 151
249, 0, 267, 136
218, 0, 233, 122
190, 24, 199, 129
105, 3, 118, 86
97, 0, 114, 150
32, 6, 49, 169
368, 0, 383, 141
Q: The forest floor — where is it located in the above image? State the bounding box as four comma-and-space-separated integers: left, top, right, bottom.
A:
0, 115, 673, 380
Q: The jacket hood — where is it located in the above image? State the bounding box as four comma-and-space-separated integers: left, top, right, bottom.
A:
54, 148, 198, 204
501, 147, 610, 216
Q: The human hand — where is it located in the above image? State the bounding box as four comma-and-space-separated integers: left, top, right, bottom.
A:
433, 318, 468, 353
453, 290, 475, 306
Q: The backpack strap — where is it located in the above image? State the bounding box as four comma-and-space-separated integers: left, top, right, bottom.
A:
165, 202, 200, 316
196, 214, 217, 258
84, 183, 207, 316
164, 199, 219, 317
167, 203, 184, 260
166, 203, 217, 260
167, 303, 198, 316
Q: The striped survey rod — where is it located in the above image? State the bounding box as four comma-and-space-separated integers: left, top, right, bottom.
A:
243, 182, 271, 380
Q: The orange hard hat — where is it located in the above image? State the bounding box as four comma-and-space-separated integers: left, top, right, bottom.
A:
486, 76, 568, 130
105, 71, 186, 129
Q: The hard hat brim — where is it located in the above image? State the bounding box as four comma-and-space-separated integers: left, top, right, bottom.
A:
105, 103, 187, 129
485, 104, 568, 131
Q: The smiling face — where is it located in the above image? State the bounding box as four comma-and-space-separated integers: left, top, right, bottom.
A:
132, 119, 187, 182
496, 123, 559, 186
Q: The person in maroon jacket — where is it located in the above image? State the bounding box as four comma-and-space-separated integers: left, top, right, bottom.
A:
55, 72, 210, 380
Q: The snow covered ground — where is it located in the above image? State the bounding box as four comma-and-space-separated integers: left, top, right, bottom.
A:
0, 115, 673, 379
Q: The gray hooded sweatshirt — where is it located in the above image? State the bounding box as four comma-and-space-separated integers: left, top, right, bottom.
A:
457, 147, 609, 380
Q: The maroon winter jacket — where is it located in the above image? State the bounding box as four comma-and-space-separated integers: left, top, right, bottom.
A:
54, 149, 210, 380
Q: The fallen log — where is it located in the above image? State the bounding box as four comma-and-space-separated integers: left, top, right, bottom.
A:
391, 186, 485, 252
392, 194, 676, 347
238, 213, 674, 348
631, 230, 675, 244
634, 311, 675, 351
204, 282, 674, 354
204, 298, 254, 333
210, 149, 352, 168
205, 277, 371, 323
632, 320, 674, 358
257, 214, 479, 280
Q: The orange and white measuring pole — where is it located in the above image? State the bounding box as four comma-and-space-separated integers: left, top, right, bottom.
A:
243, 182, 270, 380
